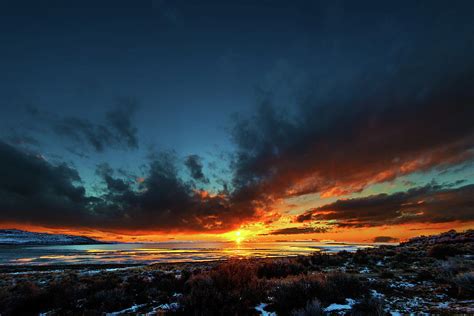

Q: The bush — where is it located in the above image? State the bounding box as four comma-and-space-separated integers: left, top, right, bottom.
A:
291, 299, 323, 316
87, 287, 130, 312
436, 257, 471, 282
393, 250, 413, 264
454, 272, 474, 298
324, 272, 365, 302
183, 274, 219, 315
270, 272, 366, 314
257, 259, 305, 278
0, 281, 47, 315
270, 275, 326, 314
379, 270, 395, 279
428, 244, 462, 259
353, 250, 370, 264
415, 269, 434, 281
351, 297, 385, 316
309, 252, 347, 267
182, 260, 266, 315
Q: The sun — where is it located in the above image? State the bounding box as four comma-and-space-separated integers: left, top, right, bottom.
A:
221, 228, 257, 243
235, 230, 243, 243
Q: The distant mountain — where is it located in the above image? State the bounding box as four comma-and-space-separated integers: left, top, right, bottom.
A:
0, 229, 106, 245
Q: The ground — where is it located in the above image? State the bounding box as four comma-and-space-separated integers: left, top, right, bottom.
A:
0, 230, 472, 315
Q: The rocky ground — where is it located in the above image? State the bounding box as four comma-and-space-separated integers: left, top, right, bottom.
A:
0, 230, 472, 315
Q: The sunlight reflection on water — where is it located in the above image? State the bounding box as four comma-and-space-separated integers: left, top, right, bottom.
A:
0, 241, 374, 265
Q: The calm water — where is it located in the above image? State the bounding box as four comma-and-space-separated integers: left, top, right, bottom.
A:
0, 241, 375, 266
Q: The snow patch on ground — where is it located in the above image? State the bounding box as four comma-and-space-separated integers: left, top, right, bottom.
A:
389, 281, 416, 288
6, 269, 65, 275
371, 289, 384, 299
106, 303, 146, 315
152, 302, 180, 311
359, 267, 370, 273
80, 267, 140, 275
324, 298, 356, 312
255, 303, 277, 316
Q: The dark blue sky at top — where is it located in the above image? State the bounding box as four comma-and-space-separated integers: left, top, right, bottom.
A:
1, 0, 473, 204
0, 1, 472, 159
1, 0, 327, 190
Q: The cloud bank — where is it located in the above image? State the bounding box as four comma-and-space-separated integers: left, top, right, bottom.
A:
28, 98, 139, 152
296, 183, 474, 227
0, 142, 258, 232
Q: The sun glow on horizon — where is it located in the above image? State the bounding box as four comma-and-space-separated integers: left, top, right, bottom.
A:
235, 230, 242, 243
2, 221, 473, 244
221, 229, 254, 243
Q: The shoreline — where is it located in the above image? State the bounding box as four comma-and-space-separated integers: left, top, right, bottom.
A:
0, 240, 376, 267
0, 244, 381, 273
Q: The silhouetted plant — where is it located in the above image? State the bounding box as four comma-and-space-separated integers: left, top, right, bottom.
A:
351, 296, 385, 316
454, 272, 474, 298
291, 298, 323, 316
428, 244, 462, 259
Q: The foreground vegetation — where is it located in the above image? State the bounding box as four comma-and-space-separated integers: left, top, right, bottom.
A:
0, 230, 472, 315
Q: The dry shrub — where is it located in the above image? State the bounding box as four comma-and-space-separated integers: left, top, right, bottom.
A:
182, 260, 267, 315
379, 270, 395, 279
291, 298, 323, 316
352, 250, 370, 265
351, 296, 385, 316
436, 257, 472, 281
325, 272, 365, 300
309, 252, 347, 267
428, 244, 462, 259
454, 272, 474, 298
270, 272, 365, 314
270, 275, 324, 314
257, 258, 306, 278
0, 281, 47, 315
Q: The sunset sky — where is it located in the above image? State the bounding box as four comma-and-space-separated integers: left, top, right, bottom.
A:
0, 0, 473, 243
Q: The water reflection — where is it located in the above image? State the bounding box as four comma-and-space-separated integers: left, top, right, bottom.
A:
0, 241, 374, 266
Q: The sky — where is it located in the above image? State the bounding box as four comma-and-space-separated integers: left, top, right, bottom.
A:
0, 0, 473, 243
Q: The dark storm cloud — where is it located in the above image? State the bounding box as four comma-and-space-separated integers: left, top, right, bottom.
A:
224, 1, 474, 205
105, 97, 139, 149
29, 99, 139, 152
296, 183, 474, 227
96, 163, 131, 193
0, 141, 257, 232
373, 236, 399, 243
268, 226, 329, 235
185, 155, 209, 183
230, 34, 474, 202
0, 141, 93, 225
53, 118, 116, 152
91, 152, 257, 231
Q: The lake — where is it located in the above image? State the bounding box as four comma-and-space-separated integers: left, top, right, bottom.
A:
0, 241, 375, 266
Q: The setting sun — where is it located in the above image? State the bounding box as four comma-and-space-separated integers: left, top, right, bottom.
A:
235, 230, 242, 243
221, 229, 248, 243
